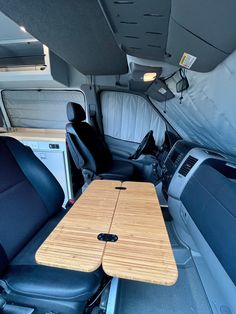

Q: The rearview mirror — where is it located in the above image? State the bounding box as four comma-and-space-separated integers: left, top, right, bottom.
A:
176, 77, 189, 93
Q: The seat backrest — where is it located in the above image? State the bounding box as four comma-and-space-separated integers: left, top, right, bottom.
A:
66, 102, 112, 174
0, 136, 64, 274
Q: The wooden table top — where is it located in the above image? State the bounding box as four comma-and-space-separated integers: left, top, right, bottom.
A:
36, 180, 121, 272
0, 128, 65, 142
36, 180, 178, 285
102, 182, 178, 285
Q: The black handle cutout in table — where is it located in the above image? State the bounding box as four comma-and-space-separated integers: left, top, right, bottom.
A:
115, 186, 127, 190
97, 233, 118, 242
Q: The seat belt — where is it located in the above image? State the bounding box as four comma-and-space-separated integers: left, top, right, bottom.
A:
0, 245, 10, 296
66, 133, 85, 170
0, 295, 6, 311
89, 104, 102, 136
0, 280, 10, 294
0, 280, 10, 311
66, 133, 96, 187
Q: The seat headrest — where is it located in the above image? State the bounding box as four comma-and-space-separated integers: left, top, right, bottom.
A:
67, 102, 86, 122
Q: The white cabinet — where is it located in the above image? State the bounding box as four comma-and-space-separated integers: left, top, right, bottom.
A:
34, 150, 69, 201
21, 139, 73, 206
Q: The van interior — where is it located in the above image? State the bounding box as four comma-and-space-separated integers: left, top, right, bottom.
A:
0, 1, 235, 313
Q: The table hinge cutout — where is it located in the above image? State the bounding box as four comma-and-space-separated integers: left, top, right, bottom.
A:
97, 233, 118, 242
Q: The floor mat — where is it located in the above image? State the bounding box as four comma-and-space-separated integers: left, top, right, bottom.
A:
116, 263, 212, 314
165, 221, 180, 248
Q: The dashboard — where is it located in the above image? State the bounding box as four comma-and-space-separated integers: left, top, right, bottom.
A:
161, 142, 236, 313
161, 140, 234, 198
161, 140, 196, 196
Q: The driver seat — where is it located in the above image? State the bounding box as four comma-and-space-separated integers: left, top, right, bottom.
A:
66, 102, 135, 182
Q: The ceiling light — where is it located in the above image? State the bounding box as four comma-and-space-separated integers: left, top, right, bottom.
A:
20, 26, 27, 33
143, 72, 157, 82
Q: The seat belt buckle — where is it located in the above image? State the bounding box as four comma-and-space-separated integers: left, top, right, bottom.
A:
65, 199, 75, 210
0, 280, 10, 294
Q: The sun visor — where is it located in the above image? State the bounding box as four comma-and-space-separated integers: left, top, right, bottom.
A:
147, 79, 175, 102
129, 80, 152, 92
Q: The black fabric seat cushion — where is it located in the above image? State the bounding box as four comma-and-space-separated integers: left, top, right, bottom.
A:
73, 122, 112, 174
4, 265, 102, 301
4, 210, 103, 301
99, 160, 135, 181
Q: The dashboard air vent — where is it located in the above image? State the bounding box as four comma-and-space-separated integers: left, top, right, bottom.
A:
170, 150, 182, 164
178, 155, 198, 177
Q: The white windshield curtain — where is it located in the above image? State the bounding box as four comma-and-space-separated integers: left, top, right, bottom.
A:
151, 50, 236, 157
2, 90, 85, 129
101, 91, 166, 146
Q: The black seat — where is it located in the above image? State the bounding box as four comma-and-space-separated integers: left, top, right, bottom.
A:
66, 102, 135, 182
0, 136, 103, 314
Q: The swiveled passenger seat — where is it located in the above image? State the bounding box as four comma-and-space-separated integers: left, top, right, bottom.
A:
66, 102, 135, 182
0, 137, 103, 313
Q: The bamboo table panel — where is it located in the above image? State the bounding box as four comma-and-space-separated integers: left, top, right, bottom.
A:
0, 128, 66, 142
36, 180, 121, 272
102, 182, 178, 285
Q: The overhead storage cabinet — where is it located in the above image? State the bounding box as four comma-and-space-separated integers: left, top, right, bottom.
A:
0, 42, 68, 88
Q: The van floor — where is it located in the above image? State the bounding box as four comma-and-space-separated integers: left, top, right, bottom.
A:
115, 222, 212, 314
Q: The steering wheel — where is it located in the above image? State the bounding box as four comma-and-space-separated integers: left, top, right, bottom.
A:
129, 130, 154, 160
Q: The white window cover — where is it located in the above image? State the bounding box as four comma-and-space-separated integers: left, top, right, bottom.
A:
101, 91, 166, 146
2, 89, 85, 129
151, 50, 236, 157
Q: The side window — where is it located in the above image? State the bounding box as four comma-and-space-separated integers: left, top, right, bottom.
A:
101, 91, 166, 146
2, 89, 85, 130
